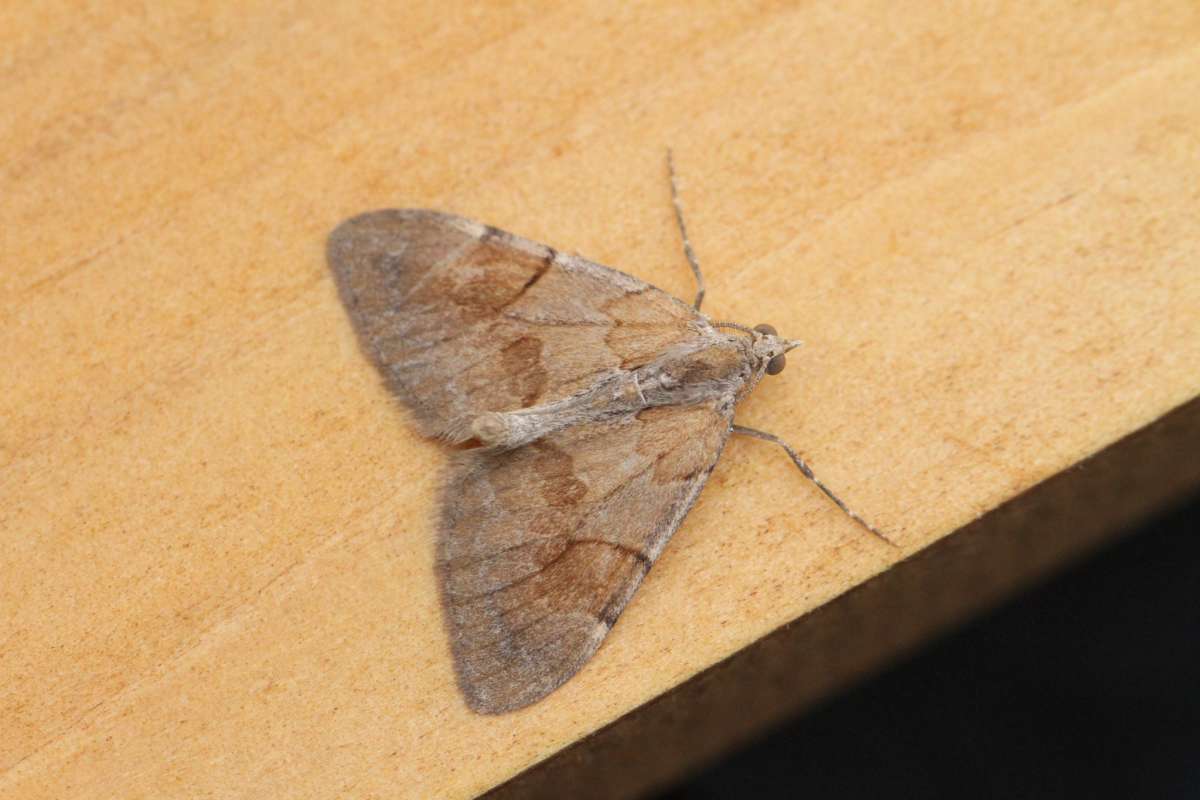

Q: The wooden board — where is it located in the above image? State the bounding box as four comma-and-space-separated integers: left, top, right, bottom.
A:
3, 3, 1198, 798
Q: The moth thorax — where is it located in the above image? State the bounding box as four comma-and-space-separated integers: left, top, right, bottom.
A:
470, 412, 510, 446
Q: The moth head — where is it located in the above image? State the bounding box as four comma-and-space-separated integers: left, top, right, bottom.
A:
752, 323, 802, 376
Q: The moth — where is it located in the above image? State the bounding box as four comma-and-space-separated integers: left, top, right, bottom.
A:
327, 157, 885, 714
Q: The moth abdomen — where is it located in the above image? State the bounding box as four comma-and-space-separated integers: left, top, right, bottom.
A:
469, 412, 511, 447
464, 410, 554, 450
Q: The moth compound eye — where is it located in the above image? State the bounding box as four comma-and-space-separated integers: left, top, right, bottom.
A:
753, 323, 777, 336
766, 353, 787, 375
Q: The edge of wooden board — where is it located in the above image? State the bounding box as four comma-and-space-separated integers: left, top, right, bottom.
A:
487, 392, 1200, 800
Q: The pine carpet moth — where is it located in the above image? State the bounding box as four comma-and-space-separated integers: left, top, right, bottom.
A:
327, 155, 887, 713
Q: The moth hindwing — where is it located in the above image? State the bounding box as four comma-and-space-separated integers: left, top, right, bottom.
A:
328, 209, 798, 713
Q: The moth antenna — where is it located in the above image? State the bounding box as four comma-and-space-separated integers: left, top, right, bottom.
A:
666, 149, 706, 310
712, 320, 757, 336
731, 424, 896, 547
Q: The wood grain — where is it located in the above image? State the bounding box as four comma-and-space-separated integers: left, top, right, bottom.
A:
3, 3, 1198, 798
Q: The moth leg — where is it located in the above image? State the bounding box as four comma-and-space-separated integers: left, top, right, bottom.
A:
731, 425, 895, 547
666, 149, 706, 310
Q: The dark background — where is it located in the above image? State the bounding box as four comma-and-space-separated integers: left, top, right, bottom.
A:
657, 494, 1200, 799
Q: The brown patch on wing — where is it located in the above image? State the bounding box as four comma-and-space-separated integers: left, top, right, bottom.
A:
602, 291, 696, 368
529, 441, 589, 506
498, 336, 547, 407
438, 399, 732, 714
448, 239, 552, 312
636, 404, 729, 483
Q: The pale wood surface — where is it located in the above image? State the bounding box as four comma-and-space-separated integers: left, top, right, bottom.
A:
3, 3, 1199, 798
